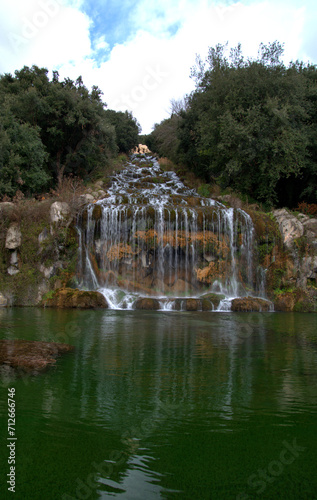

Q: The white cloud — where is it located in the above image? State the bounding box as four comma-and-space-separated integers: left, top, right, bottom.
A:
94, 35, 110, 51
0, 0, 311, 133
81, 1, 306, 133
0, 0, 91, 74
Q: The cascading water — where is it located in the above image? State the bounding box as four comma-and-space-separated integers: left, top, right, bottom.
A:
77, 154, 267, 310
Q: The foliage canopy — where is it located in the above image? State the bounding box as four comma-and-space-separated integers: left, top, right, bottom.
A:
145, 42, 317, 207
0, 66, 140, 198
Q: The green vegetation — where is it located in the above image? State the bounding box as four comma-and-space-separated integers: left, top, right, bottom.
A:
144, 42, 317, 209
0, 200, 79, 305
0, 66, 140, 199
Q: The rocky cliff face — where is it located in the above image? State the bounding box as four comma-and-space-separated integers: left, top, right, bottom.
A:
0, 200, 78, 306
269, 209, 317, 311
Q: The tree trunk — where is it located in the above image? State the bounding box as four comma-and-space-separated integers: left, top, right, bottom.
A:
56, 150, 65, 189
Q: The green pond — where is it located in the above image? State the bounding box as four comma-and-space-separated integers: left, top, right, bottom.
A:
0, 308, 317, 500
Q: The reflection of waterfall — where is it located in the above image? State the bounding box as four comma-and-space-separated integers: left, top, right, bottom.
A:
76, 155, 265, 309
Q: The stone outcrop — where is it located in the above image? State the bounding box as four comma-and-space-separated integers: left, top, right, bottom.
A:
273, 209, 304, 249
231, 297, 273, 312
296, 256, 317, 288
272, 210, 317, 291
50, 201, 70, 224
5, 224, 22, 249
79, 193, 95, 204
273, 209, 317, 250
0, 339, 74, 375
5, 224, 22, 275
43, 288, 108, 308
274, 292, 296, 312
274, 289, 317, 312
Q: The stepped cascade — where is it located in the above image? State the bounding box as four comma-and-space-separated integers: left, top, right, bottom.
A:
77, 155, 267, 310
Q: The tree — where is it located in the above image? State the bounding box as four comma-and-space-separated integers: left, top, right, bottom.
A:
0, 106, 49, 197
104, 110, 140, 154
0, 66, 119, 190
170, 42, 316, 206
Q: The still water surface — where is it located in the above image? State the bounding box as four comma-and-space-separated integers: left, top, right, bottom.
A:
0, 309, 317, 500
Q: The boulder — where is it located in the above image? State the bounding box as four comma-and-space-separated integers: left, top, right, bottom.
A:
44, 288, 108, 308
5, 224, 22, 249
200, 293, 225, 309
273, 209, 304, 249
161, 298, 213, 311
50, 202, 70, 223
201, 299, 214, 311
7, 266, 19, 276
0, 339, 74, 375
231, 297, 273, 312
184, 298, 200, 311
134, 298, 160, 310
0, 202, 14, 210
79, 193, 95, 204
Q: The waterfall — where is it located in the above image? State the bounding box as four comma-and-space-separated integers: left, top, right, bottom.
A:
76, 155, 266, 309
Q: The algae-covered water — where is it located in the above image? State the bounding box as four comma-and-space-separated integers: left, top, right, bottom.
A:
0, 308, 317, 499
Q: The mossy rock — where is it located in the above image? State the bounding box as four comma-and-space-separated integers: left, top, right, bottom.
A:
0, 339, 74, 375
246, 209, 281, 243
231, 297, 273, 312
184, 298, 200, 311
201, 298, 214, 311
43, 288, 108, 309
92, 204, 102, 221
134, 298, 160, 310
166, 298, 213, 311
276, 289, 317, 312
274, 292, 296, 312
200, 293, 225, 308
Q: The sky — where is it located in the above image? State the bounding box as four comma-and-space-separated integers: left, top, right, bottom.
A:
0, 0, 316, 134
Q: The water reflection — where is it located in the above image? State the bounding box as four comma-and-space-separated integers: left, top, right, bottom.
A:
0, 309, 317, 499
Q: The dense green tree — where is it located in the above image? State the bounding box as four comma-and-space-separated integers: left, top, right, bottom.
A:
151, 42, 317, 207
0, 66, 118, 187
0, 65, 140, 197
104, 110, 140, 154
142, 99, 188, 164
147, 115, 181, 163
0, 106, 49, 197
